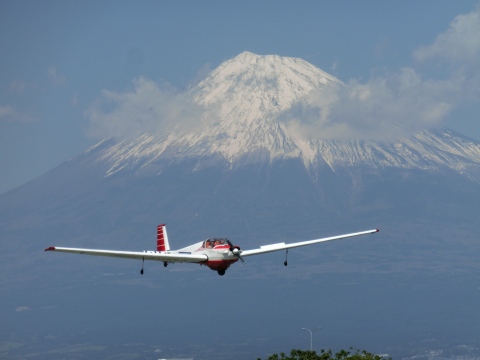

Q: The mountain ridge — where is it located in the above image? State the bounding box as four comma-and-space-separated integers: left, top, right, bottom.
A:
90, 127, 480, 180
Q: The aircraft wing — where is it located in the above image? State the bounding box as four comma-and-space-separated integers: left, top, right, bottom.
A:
44, 247, 208, 263
240, 229, 379, 257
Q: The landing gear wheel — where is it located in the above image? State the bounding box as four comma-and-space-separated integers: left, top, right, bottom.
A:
284, 261, 288, 266
140, 269, 144, 275
217, 269, 225, 276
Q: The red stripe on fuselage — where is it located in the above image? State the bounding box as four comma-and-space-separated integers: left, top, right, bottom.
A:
201, 259, 238, 271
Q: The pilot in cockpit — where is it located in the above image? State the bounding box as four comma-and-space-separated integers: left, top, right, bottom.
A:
204, 238, 225, 249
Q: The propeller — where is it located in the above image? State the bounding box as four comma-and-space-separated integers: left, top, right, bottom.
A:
226, 239, 246, 265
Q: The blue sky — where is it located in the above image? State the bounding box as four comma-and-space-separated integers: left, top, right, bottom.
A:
1, 1, 479, 194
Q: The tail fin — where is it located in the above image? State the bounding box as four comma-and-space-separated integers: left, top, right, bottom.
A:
157, 224, 170, 252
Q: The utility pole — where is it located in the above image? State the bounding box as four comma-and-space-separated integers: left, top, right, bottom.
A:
301, 326, 321, 351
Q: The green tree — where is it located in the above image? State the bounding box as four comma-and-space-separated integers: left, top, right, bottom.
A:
257, 348, 390, 360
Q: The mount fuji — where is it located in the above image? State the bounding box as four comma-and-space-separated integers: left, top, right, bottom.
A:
2, 52, 480, 360
88, 51, 480, 180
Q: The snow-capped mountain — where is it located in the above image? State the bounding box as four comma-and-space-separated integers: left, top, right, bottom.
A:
95, 51, 340, 175
90, 51, 480, 180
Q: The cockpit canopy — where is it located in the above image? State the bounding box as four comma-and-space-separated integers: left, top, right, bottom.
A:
203, 238, 228, 249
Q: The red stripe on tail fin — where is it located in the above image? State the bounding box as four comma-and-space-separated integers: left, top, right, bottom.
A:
157, 224, 170, 252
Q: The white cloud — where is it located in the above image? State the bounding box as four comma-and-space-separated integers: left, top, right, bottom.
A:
414, 5, 480, 103
0, 106, 16, 119
0, 105, 33, 123
9, 80, 28, 93
413, 5, 480, 65
47, 66, 66, 86
71, 94, 79, 107
15, 306, 30, 312
86, 77, 209, 139
282, 5, 480, 141
282, 68, 460, 141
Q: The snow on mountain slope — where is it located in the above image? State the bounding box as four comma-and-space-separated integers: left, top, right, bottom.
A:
186, 51, 341, 162
297, 128, 480, 171
89, 52, 480, 179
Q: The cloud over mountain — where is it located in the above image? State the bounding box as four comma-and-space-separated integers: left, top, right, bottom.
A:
281, 68, 460, 141
413, 5, 480, 65
414, 5, 480, 106
86, 77, 208, 139
284, 6, 480, 141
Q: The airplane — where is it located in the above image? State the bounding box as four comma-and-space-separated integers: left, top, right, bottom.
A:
45, 224, 379, 276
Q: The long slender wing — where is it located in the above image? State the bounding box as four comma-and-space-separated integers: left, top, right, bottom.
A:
44, 247, 207, 263
240, 229, 379, 257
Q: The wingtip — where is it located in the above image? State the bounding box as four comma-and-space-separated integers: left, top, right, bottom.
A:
44, 246, 55, 251
376, 229, 380, 233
